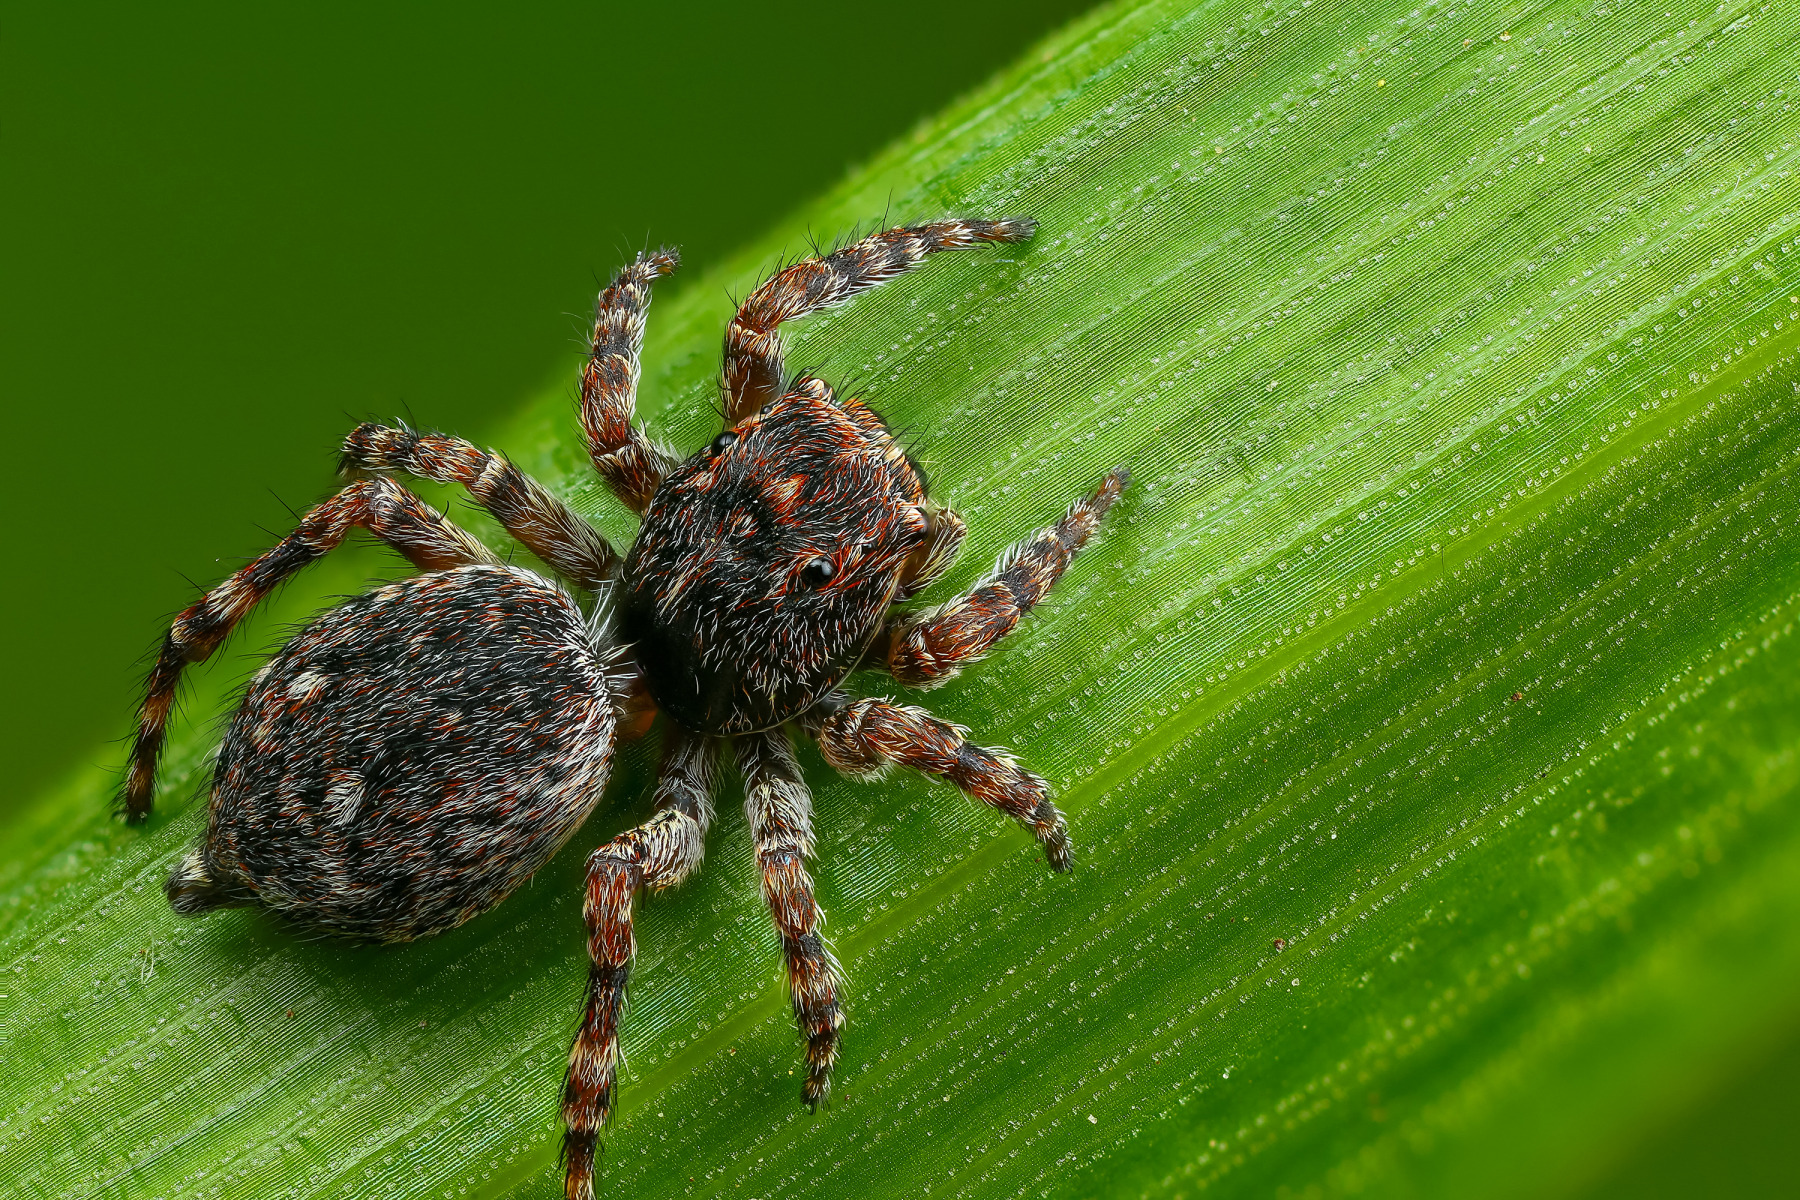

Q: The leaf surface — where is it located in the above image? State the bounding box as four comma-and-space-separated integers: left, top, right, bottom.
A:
6, 1, 1800, 1196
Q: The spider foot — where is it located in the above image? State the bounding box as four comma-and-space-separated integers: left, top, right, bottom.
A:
803, 1067, 832, 1112
986, 215, 1038, 242
1036, 797, 1075, 873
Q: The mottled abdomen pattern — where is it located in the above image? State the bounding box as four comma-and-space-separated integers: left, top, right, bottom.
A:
171, 566, 616, 942
120, 217, 1130, 1200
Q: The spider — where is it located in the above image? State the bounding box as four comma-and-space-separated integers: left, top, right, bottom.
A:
122, 217, 1128, 1200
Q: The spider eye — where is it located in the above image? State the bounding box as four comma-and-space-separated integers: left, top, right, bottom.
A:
759, 402, 775, 415
709, 431, 739, 456
800, 558, 835, 588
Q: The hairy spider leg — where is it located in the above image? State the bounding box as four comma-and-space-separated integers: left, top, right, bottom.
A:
120, 478, 499, 822
581, 249, 680, 513
873, 466, 1130, 687
563, 727, 716, 1200
721, 218, 1038, 425
342, 424, 618, 589
737, 728, 844, 1107
808, 699, 1072, 872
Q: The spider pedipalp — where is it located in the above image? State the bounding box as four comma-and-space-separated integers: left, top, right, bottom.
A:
123, 217, 1126, 1200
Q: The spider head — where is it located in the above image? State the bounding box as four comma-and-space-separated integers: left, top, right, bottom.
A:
620, 377, 933, 734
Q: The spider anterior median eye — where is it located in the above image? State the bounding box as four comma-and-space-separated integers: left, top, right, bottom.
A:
124, 216, 1132, 1200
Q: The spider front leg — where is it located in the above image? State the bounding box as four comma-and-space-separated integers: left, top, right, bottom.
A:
121, 477, 498, 822
809, 699, 1072, 872
737, 727, 843, 1107
873, 466, 1129, 686
564, 726, 717, 1200
342, 425, 618, 589
581, 250, 680, 513
722, 218, 1036, 424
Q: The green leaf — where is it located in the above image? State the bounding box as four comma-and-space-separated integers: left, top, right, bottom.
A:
7, 0, 1800, 1196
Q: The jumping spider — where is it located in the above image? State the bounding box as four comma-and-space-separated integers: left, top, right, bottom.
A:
123, 218, 1128, 1199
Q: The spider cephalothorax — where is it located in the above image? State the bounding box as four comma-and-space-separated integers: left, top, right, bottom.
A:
623, 376, 943, 733
121, 217, 1127, 1200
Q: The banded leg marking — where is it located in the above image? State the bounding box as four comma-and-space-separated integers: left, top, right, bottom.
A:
875, 467, 1128, 687
811, 698, 1072, 872
737, 728, 843, 1107
581, 250, 680, 513
722, 218, 1036, 424
562, 727, 717, 1200
342, 424, 618, 588
121, 478, 496, 822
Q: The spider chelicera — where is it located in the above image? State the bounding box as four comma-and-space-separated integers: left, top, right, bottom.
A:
123, 217, 1128, 1199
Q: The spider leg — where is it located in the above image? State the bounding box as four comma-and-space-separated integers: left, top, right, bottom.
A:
580, 249, 681, 513
121, 478, 499, 823
872, 467, 1128, 686
737, 727, 843, 1108
722, 218, 1037, 425
563, 726, 716, 1200
807, 698, 1072, 872
342, 424, 618, 589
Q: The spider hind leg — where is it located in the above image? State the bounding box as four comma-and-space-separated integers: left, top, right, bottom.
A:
342, 424, 619, 589
563, 727, 716, 1200
121, 476, 498, 823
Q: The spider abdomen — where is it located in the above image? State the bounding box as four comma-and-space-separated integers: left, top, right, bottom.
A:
120, 218, 1106, 1200
170, 565, 616, 942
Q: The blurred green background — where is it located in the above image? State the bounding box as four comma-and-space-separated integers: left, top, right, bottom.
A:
4, 3, 1794, 1196
1, 0, 1089, 803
